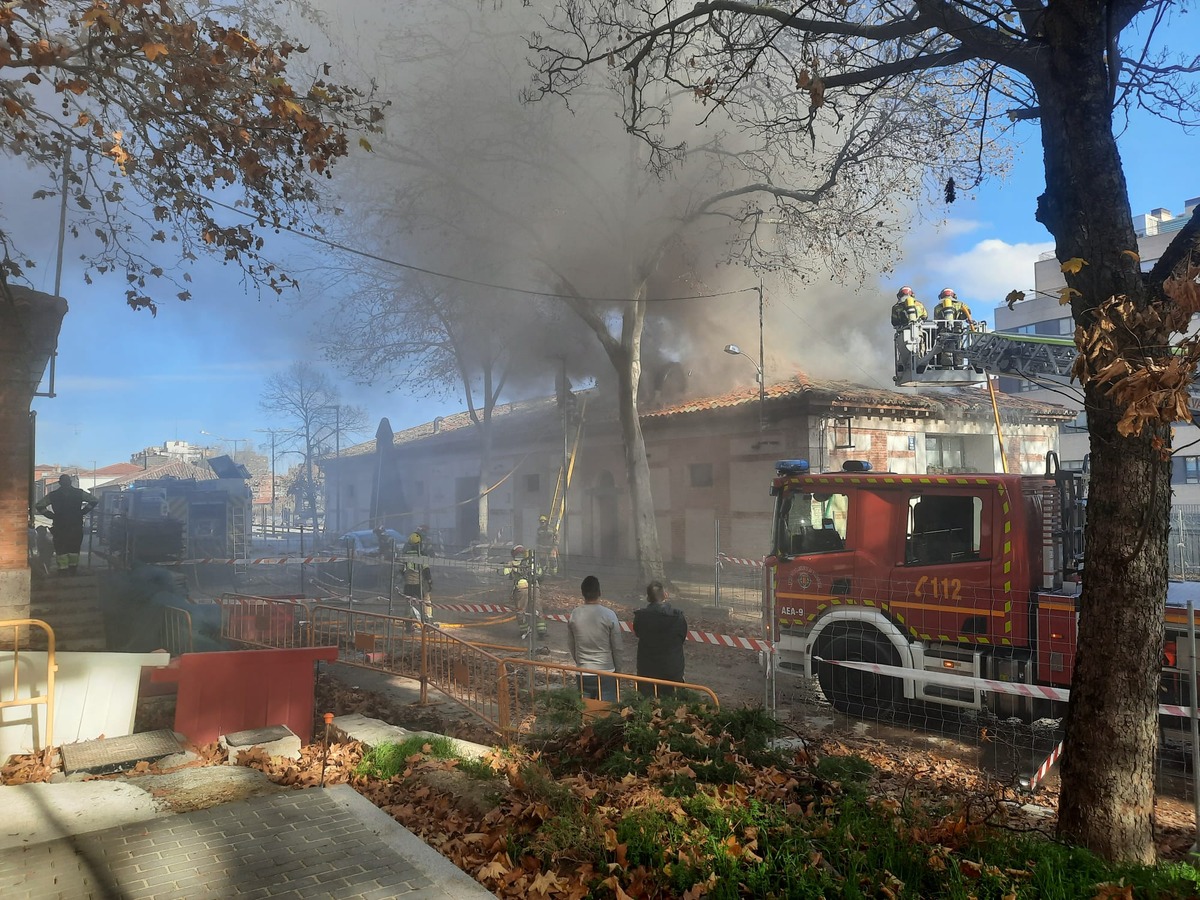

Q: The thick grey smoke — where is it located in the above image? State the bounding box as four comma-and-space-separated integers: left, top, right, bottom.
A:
306, 0, 914, 407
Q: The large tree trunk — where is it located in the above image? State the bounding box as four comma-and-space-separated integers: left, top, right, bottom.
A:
476, 400, 493, 544
614, 299, 664, 584
1036, 2, 1170, 863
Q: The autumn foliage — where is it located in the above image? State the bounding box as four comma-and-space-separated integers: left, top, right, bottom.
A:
1072, 264, 1200, 440
0, 0, 382, 310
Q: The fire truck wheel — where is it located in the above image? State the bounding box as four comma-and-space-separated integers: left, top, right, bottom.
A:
816, 630, 901, 717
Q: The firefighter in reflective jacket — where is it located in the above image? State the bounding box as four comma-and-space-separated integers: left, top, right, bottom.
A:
506, 545, 548, 644
933, 288, 974, 326
401, 531, 435, 625
890, 286, 927, 327
536, 515, 559, 575
933, 288, 975, 367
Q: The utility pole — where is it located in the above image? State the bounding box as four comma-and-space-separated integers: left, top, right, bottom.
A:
757, 280, 766, 432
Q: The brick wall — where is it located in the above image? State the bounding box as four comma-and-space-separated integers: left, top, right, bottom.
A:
0, 290, 68, 575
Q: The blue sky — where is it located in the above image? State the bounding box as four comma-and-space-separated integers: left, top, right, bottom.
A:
22, 21, 1200, 469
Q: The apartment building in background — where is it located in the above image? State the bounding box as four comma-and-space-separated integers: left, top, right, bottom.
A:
992, 195, 1199, 500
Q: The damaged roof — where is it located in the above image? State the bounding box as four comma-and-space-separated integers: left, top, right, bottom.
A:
103, 460, 219, 486
340, 371, 1073, 459
641, 372, 1076, 423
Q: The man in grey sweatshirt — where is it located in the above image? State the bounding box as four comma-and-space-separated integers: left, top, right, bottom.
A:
567, 575, 622, 701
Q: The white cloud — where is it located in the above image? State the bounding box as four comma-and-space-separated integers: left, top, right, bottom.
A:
897, 226, 1056, 314
938, 237, 1054, 300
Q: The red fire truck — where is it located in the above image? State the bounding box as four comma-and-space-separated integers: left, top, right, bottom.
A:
766, 453, 1200, 721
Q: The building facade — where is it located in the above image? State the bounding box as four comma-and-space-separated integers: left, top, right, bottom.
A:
322, 373, 1072, 567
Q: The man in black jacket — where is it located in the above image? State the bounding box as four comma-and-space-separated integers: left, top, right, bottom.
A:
34, 474, 100, 575
632, 581, 688, 697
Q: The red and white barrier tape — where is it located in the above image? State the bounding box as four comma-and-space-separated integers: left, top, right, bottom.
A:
718, 552, 764, 569
817, 657, 1199, 716
161, 553, 496, 572
430, 602, 513, 614
1028, 741, 1064, 789
533, 613, 772, 652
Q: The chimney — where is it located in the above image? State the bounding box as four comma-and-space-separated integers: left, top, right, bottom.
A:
432, 416, 444, 434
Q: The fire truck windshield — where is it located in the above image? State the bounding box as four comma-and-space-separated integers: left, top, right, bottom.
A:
774, 489, 849, 557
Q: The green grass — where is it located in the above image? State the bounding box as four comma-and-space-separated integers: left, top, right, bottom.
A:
355, 735, 498, 781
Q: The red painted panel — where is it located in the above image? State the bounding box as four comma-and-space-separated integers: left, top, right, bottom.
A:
151, 647, 338, 745
1036, 601, 1077, 686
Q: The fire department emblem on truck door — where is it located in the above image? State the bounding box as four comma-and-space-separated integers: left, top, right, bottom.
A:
787, 566, 820, 592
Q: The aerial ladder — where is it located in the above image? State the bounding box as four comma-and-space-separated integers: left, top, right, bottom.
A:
548, 395, 587, 535
893, 320, 1077, 388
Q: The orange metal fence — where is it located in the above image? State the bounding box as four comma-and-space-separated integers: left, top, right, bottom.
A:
499, 658, 720, 738
162, 606, 193, 656
0, 618, 57, 751
219, 594, 311, 649
218, 599, 721, 740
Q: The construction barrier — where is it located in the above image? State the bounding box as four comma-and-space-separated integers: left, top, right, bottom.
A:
219, 600, 720, 739
499, 658, 720, 737
220, 595, 311, 649
161, 606, 193, 656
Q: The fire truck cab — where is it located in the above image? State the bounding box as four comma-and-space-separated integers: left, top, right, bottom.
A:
767, 455, 1088, 718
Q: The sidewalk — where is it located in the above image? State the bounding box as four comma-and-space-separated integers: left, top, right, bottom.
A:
0, 785, 495, 899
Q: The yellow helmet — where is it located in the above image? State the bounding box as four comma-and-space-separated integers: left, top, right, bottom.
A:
539, 515, 548, 524
408, 532, 421, 544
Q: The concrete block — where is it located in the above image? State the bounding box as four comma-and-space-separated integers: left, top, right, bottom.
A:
220, 724, 301, 764
331, 713, 493, 760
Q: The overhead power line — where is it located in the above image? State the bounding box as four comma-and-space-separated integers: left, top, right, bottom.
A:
201, 194, 757, 304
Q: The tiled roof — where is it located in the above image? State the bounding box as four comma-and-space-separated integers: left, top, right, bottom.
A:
642, 372, 1074, 423
340, 372, 1073, 460
104, 460, 219, 486
93, 462, 145, 476
340, 395, 565, 458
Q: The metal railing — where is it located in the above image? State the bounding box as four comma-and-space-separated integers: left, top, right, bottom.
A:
0, 618, 57, 751
162, 606, 193, 656
218, 598, 720, 740
219, 594, 311, 649
499, 658, 720, 738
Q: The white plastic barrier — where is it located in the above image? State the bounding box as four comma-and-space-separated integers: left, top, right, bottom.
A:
0, 651, 169, 761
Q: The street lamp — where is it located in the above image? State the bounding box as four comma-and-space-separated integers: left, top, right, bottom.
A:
724, 343, 766, 431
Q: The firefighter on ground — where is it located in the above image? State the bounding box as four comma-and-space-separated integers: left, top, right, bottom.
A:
506, 545, 548, 646
890, 286, 927, 327
933, 288, 974, 327
536, 514, 559, 575
401, 531, 435, 626
34, 474, 99, 576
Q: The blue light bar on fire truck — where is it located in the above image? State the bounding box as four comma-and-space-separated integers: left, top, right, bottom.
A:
775, 459, 810, 476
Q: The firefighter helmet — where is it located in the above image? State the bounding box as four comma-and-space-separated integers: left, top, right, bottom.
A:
408, 532, 422, 545
939, 288, 957, 300
539, 515, 548, 524
896, 286, 915, 300
511, 544, 526, 559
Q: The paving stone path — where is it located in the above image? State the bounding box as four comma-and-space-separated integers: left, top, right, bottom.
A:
0, 785, 494, 899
